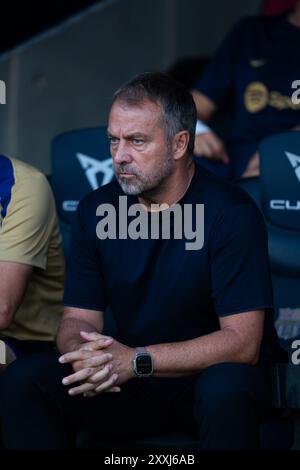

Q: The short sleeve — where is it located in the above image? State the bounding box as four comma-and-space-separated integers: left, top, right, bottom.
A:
210, 203, 274, 317
0, 173, 55, 269
63, 201, 107, 311
193, 18, 248, 107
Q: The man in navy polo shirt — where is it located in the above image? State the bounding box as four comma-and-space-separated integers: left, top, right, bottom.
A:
192, 1, 300, 179
0, 72, 282, 450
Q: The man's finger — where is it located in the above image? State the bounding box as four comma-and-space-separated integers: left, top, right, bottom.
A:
62, 367, 95, 386
59, 348, 94, 364
59, 339, 112, 363
195, 133, 230, 163
80, 353, 113, 369
80, 331, 113, 343
67, 381, 96, 396
95, 374, 119, 393
205, 135, 230, 163
205, 134, 221, 154
201, 139, 214, 156
87, 363, 113, 384
78, 337, 113, 351
219, 151, 230, 164
105, 386, 121, 393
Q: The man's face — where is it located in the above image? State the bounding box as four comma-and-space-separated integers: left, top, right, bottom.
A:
108, 99, 174, 196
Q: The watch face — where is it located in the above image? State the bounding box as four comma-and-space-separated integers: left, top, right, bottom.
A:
136, 354, 152, 375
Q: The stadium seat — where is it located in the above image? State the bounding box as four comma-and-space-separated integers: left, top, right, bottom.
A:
51, 126, 114, 259
236, 131, 300, 355
235, 130, 300, 445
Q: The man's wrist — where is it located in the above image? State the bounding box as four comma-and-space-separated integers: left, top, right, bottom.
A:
131, 347, 153, 377
127, 347, 135, 379
195, 119, 211, 135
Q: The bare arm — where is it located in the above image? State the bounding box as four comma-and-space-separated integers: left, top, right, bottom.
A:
191, 90, 229, 162
191, 90, 218, 121
56, 306, 104, 354
61, 309, 265, 397
57, 307, 120, 394
147, 310, 265, 377
0, 261, 33, 330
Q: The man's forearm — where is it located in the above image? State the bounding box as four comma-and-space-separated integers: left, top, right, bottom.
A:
0, 262, 33, 330
191, 90, 217, 121
147, 328, 258, 378
56, 317, 99, 354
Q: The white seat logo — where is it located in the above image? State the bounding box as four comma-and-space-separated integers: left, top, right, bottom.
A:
285, 151, 300, 183
76, 153, 114, 190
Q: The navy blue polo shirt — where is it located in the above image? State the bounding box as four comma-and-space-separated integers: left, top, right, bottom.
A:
194, 14, 300, 177
64, 164, 280, 362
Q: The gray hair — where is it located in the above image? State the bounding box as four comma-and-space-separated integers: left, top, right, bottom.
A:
112, 72, 196, 156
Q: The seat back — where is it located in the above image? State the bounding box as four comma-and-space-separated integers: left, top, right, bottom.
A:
260, 131, 300, 233
51, 127, 114, 256
236, 132, 300, 353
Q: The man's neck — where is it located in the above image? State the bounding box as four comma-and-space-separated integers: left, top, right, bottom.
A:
138, 160, 195, 211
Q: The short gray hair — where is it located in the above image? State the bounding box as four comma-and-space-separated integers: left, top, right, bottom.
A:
112, 72, 196, 156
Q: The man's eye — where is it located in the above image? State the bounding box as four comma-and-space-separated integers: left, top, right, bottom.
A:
133, 138, 144, 145
108, 137, 119, 145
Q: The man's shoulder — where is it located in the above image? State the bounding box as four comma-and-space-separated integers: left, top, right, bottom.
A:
0, 155, 52, 218
195, 170, 268, 255
1, 155, 46, 179
1, 154, 50, 194
194, 166, 257, 211
236, 14, 286, 38
226, 15, 277, 45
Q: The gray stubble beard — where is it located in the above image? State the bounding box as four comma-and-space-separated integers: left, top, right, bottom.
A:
115, 151, 174, 197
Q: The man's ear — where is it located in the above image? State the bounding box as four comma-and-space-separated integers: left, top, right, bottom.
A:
172, 131, 190, 161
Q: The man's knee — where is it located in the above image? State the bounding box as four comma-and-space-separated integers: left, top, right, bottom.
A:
192, 363, 267, 449
193, 362, 268, 416
0, 351, 65, 404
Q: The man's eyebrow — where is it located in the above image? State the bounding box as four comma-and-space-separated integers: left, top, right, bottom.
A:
126, 132, 147, 138
107, 131, 147, 139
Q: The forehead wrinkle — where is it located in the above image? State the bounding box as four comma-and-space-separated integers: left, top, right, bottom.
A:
109, 101, 164, 137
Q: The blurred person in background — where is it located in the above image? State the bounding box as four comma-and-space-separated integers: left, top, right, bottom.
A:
0, 154, 65, 372
191, 0, 300, 179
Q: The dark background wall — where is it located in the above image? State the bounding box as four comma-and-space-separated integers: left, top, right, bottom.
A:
0, 0, 261, 173
0, 1, 100, 53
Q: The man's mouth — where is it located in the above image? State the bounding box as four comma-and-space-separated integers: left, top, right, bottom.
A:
118, 169, 136, 177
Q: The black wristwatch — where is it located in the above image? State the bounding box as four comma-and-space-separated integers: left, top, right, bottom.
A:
132, 347, 153, 377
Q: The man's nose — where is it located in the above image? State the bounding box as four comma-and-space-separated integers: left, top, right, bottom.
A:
113, 141, 132, 164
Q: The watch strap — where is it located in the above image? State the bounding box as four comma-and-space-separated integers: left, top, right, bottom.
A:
136, 347, 147, 354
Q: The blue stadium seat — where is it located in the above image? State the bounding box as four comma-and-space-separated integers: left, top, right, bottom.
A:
235, 131, 300, 443
236, 131, 300, 355
51, 126, 114, 259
